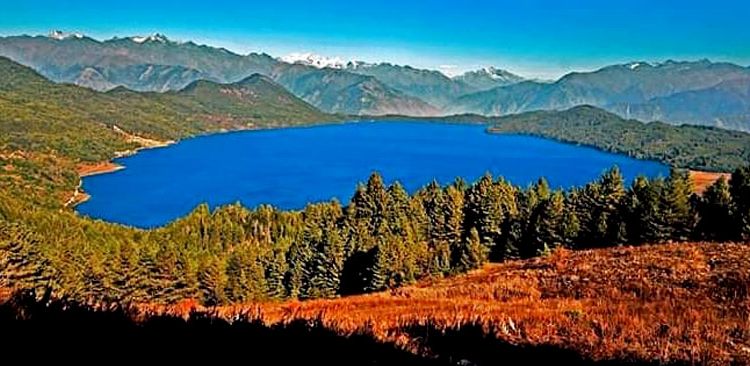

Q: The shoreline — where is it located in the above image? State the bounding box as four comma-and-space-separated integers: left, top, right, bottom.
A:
66, 162, 125, 208
68, 127, 178, 208
67, 123, 732, 211
77, 161, 125, 177
63, 180, 91, 208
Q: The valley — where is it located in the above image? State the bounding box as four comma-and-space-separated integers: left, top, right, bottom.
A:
1, 27, 749, 366
74, 122, 668, 228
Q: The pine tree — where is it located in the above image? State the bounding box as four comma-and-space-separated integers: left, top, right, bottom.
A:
464, 173, 499, 246
346, 173, 390, 256
308, 224, 345, 298
109, 241, 142, 303
730, 166, 750, 240
624, 176, 671, 244
264, 249, 288, 299
151, 244, 199, 303
385, 182, 411, 234
133, 247, 160, 302
286, 238, 313, 299
600, 167, 628, 244
523, 190, 566, 258
364, 220, 424, 292
350, 172, 389, 234
152, 245, 179, 303
419, 181, 449, 273
561, 191, 580, 248
296, 202, 345, 298
696, 177, 733, 241
464, 174, 517, 260
443, 185, 465, 273
198, 256, 227, 306
365, 245, 387, 292
458, 228, 488, 271
0, 222, 50, 292
664, 169, 696, 241
78, 250, 108, 303
224, 247, 267, 303
576, 167, 627, 247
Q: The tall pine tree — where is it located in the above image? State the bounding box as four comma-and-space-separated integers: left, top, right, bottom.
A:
696, 177, 733, 241
730, 166, 750, 240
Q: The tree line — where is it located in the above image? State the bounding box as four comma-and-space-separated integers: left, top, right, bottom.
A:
2, 165, 750, 306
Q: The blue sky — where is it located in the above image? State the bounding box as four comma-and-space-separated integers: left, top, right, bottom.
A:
2, 0, 749, 79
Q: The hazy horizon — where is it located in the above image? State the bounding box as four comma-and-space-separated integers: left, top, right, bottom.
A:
1, 30, 746, 82
3, 0, 750, 80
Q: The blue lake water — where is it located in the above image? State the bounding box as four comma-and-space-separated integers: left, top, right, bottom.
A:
77, 122, 669, 228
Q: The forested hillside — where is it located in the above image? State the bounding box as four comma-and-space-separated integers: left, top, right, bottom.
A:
4, 164, 750, 305
0, 56, 331, 162
488, 106, 750, 172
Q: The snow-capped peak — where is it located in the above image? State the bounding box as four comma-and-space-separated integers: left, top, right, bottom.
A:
483, 66, 508, 80
466, 66, 521, 82
625, 61, 651, 70
279, 52, 349, 69
131, 33, 170, 44
451, 66, 525, 84
346, 60, 376, 69
48, 30, 84, 40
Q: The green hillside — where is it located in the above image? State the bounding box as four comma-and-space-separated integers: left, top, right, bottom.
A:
166, 74, 330, 125
489, 105, 750, 172
0, 57, 333, 162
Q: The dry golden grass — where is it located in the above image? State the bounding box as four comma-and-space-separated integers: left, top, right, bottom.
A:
146, 242, 750, 365
76, 161, 124, 177
690, 170, 732, 194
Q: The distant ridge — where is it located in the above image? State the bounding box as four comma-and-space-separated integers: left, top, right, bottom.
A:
0, 33, 438, 116
451, 60, 750, 131
2, 33, 750, 130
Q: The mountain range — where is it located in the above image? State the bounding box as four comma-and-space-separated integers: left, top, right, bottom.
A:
450, 61, 750, 122
1, 32, 750, 131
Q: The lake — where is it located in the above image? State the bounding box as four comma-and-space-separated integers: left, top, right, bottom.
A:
77, 122, 669, 228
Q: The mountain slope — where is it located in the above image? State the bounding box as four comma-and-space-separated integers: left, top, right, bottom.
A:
165, 74, 329, 124
271, 63, 439, 116
451, 60, 750, 130
0, 56, 331, 161
610, 77, 750, 131
279, 55, 525, 108
344, 63, 524, 107
452, 66, 525, 91
0, 34, 277, 82
449, 81, 548, 115
344, 62, 470, 107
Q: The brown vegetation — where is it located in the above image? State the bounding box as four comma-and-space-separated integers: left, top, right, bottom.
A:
76, 161, 124, 177
690, 170, 732, 194
144, 242, 749, 365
